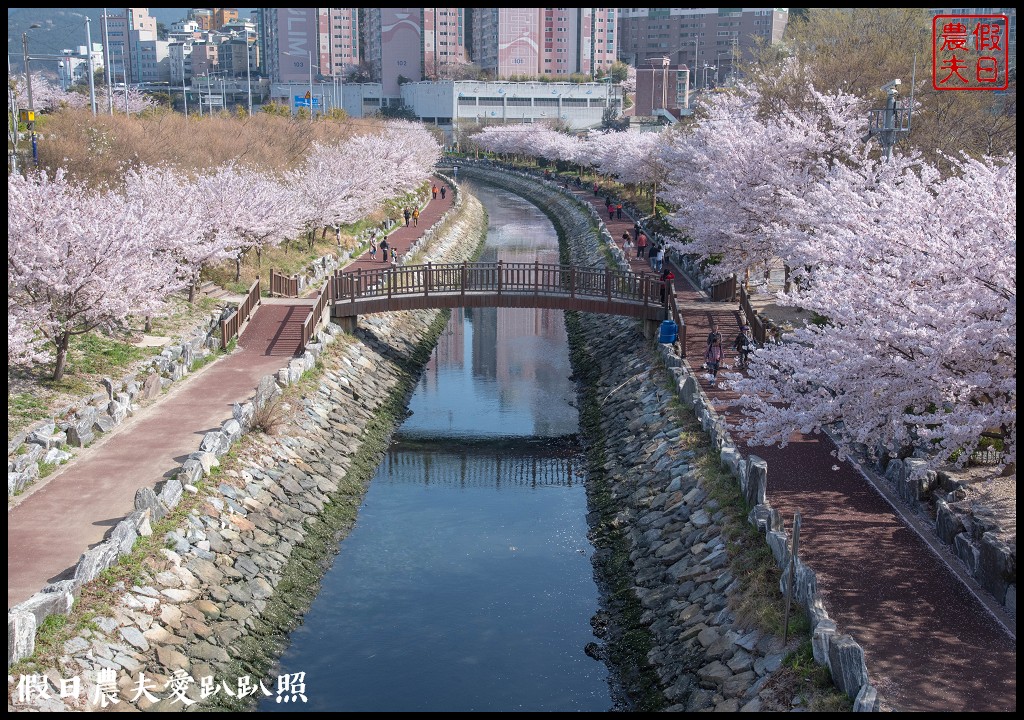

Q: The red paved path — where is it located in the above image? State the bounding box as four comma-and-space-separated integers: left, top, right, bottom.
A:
567, 179, 1015, 712
7, 179, 454, 609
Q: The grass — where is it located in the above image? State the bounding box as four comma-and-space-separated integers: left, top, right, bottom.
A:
8, 294, 225, 441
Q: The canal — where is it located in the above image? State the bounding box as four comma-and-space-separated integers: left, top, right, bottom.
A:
261, 183, 613, 711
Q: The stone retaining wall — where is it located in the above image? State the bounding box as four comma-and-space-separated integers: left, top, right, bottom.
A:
459, 164, 878, 711
7, 182, 485, 711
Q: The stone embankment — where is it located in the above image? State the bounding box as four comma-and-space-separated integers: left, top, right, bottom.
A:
461, 164, 869, 711
7, 183, 486, 711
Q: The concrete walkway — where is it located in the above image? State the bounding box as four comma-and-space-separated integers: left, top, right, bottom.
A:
564, 179, 1015, 712
7, 177, 455, 609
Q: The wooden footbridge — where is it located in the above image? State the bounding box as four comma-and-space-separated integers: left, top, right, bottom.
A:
329, 262, 677, 337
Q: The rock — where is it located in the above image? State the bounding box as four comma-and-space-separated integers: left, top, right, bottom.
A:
158, 478, 184, 511
827, 634, 869, 699
120, 625, 150, 651
134, 486, 166, 521
155, 644, 189, 670
142, 372, 162, 399
73, 541, 120, 587
8, 610, 36, 665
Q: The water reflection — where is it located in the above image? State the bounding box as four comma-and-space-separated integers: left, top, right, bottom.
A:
260, 183, 610, 712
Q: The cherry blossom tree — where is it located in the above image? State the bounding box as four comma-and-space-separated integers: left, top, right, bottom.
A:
287, 121, 441, 247
198, 164, 305, 279
8, 169, 181, 380
591, 129, 673, 214
659, 82, 863, 286
730, 153, 1016, 475
123, 164, 224, 302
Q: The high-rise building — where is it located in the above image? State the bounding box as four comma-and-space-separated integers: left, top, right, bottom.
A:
471, 8, 617, 79
617, 8, 788, 89
363, 8, 469, 96
258, 8, 360, 83
100, 8, 163, 84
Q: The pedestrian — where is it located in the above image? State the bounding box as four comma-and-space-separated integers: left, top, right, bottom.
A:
616, 202, 623, 220
412, 207, 420, 226
621, 231, 632, 251
704, 339, 724, 387
654, 245, 665, 272
659, 267, 675, 303
379, 237, 389, 262
608, 202, 615, 220
440, 186, 447, 200
734, 325, 752, 369
432, 184, 438, 200
593, 181, 600, 196
707, 322, 722, 348
391, 246, 399, 264
636, 231, 648, 259
369, 237, 377, 260
634, 221, 642, 243
403, 207, 411, 227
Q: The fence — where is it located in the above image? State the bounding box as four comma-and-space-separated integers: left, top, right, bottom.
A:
270, 269, 299, 297
708, 274, 737, 302
220, 278, 261, 349
301, 280, 333, 350
332, 261, 667, 309
667, 287, 687, 357
739, 284, 771, 346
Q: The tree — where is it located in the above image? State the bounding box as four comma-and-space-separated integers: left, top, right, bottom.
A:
659, 80, 863, 286
8, 169, 181, 380
731, 153, 1016, 476
753, 8, 1017, 164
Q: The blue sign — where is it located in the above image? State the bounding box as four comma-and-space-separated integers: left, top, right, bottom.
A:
294, 96, 321, 109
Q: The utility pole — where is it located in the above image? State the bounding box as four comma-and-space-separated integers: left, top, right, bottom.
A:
85, 16, 97, 116
245, 36, 252, 115
182, 52, 188, 117
865, 79, 910, 161
103, 9, 113, 114
21, 31, 37, 166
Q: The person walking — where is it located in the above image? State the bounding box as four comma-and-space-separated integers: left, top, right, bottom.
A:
593, 181, 600, 196
391, 246, 399, 264
379, 237, 389, 262
705, 339, 724, 387
636, 231, 648, 259
707, 322, 722, 348
369, 237, 377, 260
616, 202, 623, 220
432, 184, 438, 200
440, 186, 446, 200
659, 266, 675, 304
412, 207, 420, 226
621, 231, 632, 253
403, 207, 411, 227
634, 221, 642, 243
654, 245, 665, 272
734, 325, 753, 369
608, 202, 615, 221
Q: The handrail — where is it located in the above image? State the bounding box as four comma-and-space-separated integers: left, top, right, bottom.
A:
301, 279, 332, 350
331, 261, 667, 307
270, 268, 300, 297
220, 278, 261, 349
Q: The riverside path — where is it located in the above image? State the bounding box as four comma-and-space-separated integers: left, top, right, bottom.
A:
7, 177, 455, 609
565, 173, 1015, 713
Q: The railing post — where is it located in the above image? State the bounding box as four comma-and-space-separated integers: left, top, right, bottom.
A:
534, 260, 540, 299
461, 261, 467, 301
353, 269, 359, 303
570, 266, 576, 299
641, 272, 649, 308
221, 320, 228, 350
426, 261, 432, 297
606, 268, 612, 303
497, 260, 503, 296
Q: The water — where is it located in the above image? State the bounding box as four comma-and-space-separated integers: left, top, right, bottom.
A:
261, 184, 611, 712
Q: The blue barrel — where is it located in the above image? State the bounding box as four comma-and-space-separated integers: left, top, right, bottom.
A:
659, 320, 678, 343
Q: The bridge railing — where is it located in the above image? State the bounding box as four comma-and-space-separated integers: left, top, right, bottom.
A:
220, 277, 261, 349
331, 261, 666, 308
301, 279, 333, 350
